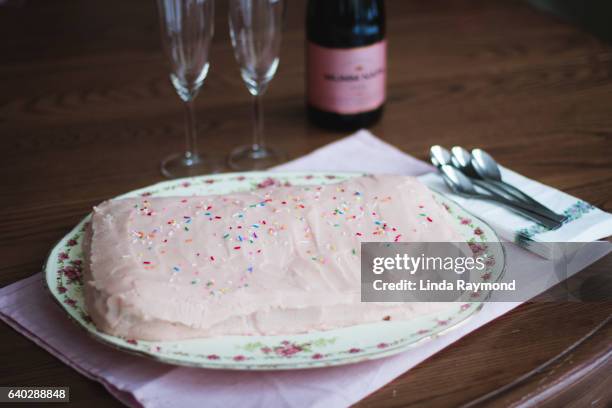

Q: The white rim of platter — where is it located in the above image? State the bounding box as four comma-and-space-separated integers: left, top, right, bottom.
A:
44, 171, 505, 370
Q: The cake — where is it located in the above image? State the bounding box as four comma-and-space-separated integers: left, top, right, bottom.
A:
83, 175, 464, 341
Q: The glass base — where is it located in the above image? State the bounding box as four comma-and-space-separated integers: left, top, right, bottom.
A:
227, 145, 285, 171
161, 153, 223, 179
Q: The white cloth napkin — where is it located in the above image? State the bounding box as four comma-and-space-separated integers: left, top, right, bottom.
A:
0, 130, 609, 408
420, 165, 612, 258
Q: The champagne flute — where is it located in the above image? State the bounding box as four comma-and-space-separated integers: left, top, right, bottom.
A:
157, 0, 221, 178
227, 0, 285, 170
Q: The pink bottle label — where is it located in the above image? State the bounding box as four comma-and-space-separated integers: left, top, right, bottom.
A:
307, 40, 387, 114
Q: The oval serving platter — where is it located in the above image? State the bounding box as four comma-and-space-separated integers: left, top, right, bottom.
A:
44, 171, 504, 370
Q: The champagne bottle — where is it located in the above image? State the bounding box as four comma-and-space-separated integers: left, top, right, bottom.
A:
306, 0, 386, 130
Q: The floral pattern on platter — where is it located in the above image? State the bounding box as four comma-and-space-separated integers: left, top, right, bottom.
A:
240, 338, 338, 359
44, 171, 504, 370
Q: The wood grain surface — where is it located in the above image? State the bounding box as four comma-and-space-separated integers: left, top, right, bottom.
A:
0, 0, 611, 407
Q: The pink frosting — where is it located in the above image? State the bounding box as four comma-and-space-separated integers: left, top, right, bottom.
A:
84, 175, 464, 341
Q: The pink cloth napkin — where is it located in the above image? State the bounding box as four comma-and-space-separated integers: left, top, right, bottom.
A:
0, 130, 606, 408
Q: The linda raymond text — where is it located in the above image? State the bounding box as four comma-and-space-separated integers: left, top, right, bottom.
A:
372, 280, 516, 292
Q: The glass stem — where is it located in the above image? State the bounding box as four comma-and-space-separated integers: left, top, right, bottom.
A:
252, 93, 264, 151
184, 98, 198, 161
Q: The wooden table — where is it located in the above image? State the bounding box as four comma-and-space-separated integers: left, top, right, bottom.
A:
1, 0, 611, 406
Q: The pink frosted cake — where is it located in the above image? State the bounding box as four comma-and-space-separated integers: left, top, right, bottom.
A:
84, 175, 464, 341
